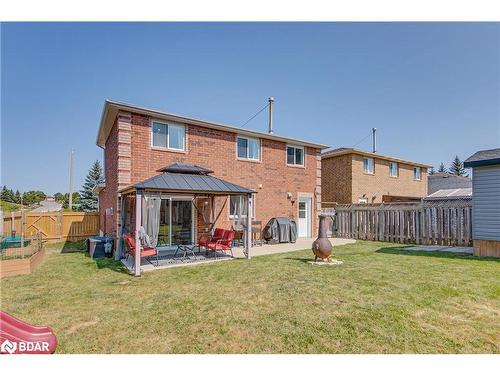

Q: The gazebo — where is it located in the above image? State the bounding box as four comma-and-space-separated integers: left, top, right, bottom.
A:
117, 163, 256, 276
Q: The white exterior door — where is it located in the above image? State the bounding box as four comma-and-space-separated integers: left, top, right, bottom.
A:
298, 197, 311, 237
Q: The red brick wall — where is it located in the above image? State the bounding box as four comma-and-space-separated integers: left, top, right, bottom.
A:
100, 111, 321, 238
99, 117, 119, 235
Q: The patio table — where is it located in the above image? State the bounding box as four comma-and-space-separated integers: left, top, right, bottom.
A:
173, 244, 197, 258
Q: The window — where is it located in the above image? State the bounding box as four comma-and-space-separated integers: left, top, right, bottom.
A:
229, 195, 255, 219
363, 157, 374, 174
151, 121, 185, 150
237, 136, 260, 161
389, 162, 398, 177
414, 166, 421, 181
287, 145, 305, 166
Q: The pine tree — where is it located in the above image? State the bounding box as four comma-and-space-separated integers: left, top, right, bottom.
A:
428, 167, 435, 175
438, 162, 447, 173
14, 190, 21, 204
79, 160, 103, 211
449, 156, 468, 177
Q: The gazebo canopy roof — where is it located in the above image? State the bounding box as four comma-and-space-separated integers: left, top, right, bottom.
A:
130, 163, 255, 195
157, 163, 214, 175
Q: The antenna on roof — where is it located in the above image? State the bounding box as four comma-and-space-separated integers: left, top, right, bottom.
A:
268, 97, 274, 134
372, 128, 377, 153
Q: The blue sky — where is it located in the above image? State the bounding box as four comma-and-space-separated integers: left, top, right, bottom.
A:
1, 22, 499, 194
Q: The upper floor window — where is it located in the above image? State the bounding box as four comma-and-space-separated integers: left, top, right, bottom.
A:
237, 136, 260, 161
287, 145, 304, 166
151, 120, 185, 151
389, 162, 398, 177
414, 166, 422, 181
363, 157, 374, 174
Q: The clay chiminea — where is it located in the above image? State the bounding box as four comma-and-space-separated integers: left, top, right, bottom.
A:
312, 215, 333, 261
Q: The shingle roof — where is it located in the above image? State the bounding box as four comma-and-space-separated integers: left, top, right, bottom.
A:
464, 148, 500, 168
428, 173, 472, 194
134, 172, 255, 195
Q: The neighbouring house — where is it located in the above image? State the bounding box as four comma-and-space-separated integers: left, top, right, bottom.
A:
428, 172, 472, 195
95, 100, 327, 272
30, 197, 63, 213
464, 148, 500, 257
321, 147, 431, 205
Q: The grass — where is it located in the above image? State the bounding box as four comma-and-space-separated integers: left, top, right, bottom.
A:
0, 201, 26, 212
1, 241, 499, 354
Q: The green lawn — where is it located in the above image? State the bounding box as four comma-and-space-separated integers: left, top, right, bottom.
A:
1, 241, 499, 353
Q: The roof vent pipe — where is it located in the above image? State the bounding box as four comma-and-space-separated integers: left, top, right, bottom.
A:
372, 127, 377, 153
268, 97, 274, 134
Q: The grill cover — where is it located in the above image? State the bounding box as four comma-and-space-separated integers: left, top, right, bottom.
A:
263, 217, 297, 244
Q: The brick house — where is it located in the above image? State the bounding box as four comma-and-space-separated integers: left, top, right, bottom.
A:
321, 147, 431, 205
95, 100, 327, 250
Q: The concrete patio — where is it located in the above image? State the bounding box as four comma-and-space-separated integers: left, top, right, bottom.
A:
121, 237, 356, 273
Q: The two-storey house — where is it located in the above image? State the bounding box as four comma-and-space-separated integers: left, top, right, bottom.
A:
321, 147, 431, 204
96, 100, 327, 250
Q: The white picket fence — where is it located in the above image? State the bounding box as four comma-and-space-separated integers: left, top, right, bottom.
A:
322, 200, 472, 246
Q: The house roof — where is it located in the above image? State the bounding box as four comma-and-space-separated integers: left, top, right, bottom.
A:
321, 147, 432, 168
96, 99, 329, 150
425, 188, 472, 200
428, 172, 472, 194
464, 148, 500, 168
127, 163, 255, 195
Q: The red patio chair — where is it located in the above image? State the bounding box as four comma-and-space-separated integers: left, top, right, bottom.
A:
198, 228, 226, 249
123, 233, 159, 267
206, 230, 234, 258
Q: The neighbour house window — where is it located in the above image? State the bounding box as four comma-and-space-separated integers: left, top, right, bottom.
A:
414, 166, 422, 181
363, 157, 374, 174
389, 162, 398, 177
287, 145, 305, 166
229, 195, 255, 219
237, 136, 260, 161
151, 121, 185, 150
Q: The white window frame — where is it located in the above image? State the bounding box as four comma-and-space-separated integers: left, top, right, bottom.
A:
363, 157, 375, 174
286, 145, 305, 167
236, 136, 260, 161
150, 120, 186, 151
389, 162, 399, 177
413, 166, 422, 181
229, 194, 256, 219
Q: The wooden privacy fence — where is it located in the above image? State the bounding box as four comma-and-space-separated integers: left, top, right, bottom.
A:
322, 200, 473, 246
1, 211, 100, 242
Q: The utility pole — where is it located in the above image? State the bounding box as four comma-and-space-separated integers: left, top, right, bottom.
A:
268, 97, 274, 134
68, 149, 74, 211
372, 128, 377, 153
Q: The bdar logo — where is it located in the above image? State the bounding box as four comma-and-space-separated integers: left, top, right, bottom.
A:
1, 339, 17, 354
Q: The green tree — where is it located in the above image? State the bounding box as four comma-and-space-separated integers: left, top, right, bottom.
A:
428, 167, 435, 175
438, 162, 447, 173
1, 186, 15, 203
14, 190, 21, 204
60, 192, 81, 210
22, 190, 47, 206
79, 160, 103, 211
449, 156, 468, 177
54, 192, 65, 203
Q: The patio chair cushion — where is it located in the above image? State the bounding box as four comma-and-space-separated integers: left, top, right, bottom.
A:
123, 233, 158, 258
199, 228, 226, 247
206, 230, 234, 251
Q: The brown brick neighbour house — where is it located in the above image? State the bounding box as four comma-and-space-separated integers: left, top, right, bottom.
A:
95, 100, 327, 245
321, 147, 431, 205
